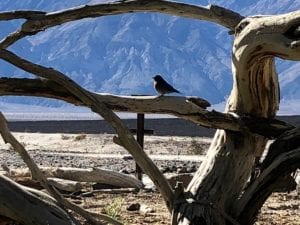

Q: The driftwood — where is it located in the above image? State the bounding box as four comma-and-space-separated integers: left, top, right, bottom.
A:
47, 178, 83, 192
5, 176, 82, 193
51, 167, 143, 189
8, 167, 143, 189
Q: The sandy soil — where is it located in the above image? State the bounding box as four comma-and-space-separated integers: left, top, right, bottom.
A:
0, 132, 211, 155
0, 132, 299, 225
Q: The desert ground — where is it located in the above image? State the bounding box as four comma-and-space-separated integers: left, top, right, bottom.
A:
0, 123, 299, 224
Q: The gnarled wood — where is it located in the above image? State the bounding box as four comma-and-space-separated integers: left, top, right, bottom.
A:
177, 11, 300, 225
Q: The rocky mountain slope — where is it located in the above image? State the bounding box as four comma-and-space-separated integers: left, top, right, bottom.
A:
0, 0, 299, 107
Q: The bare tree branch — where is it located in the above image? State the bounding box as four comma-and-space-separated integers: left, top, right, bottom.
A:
0, 0, 243, 32
0, 48, 174, 211
0, 77, 81, 104
0, 30, 30, 49
0, 1, 243, 48
0, 76, 294, 138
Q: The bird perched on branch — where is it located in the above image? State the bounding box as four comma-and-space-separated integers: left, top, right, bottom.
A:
153, 75, 181, 96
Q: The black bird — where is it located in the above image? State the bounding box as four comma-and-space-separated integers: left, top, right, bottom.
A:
153, 75, 180, 96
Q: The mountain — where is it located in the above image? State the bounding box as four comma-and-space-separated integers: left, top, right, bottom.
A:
0, 0, 299, 108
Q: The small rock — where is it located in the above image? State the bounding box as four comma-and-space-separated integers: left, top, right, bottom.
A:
162, 166, 171, 173
127, 203, 140, 211
177, 167, 187, 173
189, 164, 197, 172
123, 155, 133, 160
171, 165, 177, 172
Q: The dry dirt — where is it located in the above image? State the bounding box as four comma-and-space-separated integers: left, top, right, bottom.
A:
0, 133, 299, 225
77, 191, 299, 225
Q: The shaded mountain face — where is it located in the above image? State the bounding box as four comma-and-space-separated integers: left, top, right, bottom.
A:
0, 0, 299, 107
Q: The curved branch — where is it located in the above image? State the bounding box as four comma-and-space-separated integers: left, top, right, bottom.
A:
0, 1, 243, 48
0, 76, 294, 138
0, 48, 174, 212
234, 10, 300, 65
19, 1, 242, 31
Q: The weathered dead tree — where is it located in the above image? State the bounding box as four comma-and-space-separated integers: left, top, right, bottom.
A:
0, 1, 299, 225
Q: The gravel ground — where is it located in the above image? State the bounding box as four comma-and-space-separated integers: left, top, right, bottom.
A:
0, 133, 209, 174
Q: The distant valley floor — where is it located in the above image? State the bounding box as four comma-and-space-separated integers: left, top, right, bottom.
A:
7, 116, 300, 137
